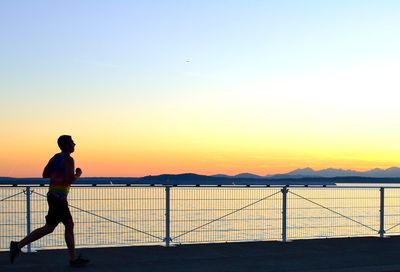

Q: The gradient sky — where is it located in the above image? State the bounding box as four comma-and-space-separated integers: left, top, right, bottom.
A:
1, 1, 400, 177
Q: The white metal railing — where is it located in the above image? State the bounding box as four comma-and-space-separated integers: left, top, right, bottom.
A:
1, 182, 400, 252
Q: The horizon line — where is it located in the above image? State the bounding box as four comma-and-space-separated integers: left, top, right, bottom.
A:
2, 166, 400, 179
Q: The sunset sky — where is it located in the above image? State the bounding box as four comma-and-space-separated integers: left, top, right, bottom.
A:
1, 1, 400, 177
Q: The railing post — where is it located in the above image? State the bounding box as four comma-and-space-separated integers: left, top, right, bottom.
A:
164, 186, 171, 247
379, 187, 385, 238
25, 186, 32, 253
281, 186, 288, 242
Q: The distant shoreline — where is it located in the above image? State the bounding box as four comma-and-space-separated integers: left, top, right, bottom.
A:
2, 174, 400, 186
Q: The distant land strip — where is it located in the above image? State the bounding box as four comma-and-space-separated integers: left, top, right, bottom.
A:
2, 173, 400, 186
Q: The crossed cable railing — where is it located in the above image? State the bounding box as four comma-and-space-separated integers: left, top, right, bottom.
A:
31, 190, 164, 241
1, 183, 400, 251
288, 190, 379, 233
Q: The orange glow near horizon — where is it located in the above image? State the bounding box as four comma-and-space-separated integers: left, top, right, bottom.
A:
1, 116, 400, 178
1, 133, 399, 178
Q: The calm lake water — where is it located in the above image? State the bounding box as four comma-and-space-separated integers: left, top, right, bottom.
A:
1, 185, 400, 251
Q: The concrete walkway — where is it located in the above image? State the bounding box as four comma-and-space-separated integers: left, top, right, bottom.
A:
1, 236, 400, 272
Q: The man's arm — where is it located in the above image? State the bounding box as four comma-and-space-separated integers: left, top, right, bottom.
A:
66, 157, 82, 183
42, 158, 53, 178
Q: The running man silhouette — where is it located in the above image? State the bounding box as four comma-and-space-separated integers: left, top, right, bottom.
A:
10, 135, 89, 267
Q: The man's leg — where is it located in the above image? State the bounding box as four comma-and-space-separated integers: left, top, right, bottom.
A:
10, 224, 56, 263
64, 218, 89, 267
18, 224, 56, 249
64, 218, 76, 261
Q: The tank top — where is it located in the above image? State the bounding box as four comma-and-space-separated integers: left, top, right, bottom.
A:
48, 153, 73, 200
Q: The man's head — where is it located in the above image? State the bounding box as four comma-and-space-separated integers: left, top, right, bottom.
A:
57, 135, 75, 153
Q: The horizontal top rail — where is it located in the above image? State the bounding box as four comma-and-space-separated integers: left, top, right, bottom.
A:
2, 177, 400, 188
0, 174, 400, 187
2, 182, 400, 189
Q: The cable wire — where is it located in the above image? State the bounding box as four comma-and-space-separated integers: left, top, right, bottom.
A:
32, 191, 163, 241
173, 190, 281, 240
289, 191, 378, 233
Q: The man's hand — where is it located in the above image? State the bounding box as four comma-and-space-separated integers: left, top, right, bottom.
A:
75, 168, 82, 177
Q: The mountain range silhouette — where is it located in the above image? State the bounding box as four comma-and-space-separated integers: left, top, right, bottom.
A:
239, 167, 400, 178
1, 167, 400, 185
